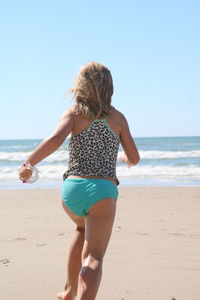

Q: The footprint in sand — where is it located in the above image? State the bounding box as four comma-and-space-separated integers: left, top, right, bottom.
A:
36, 243, 47, 247
13, 237, 26, 241
0, 259, 10, 266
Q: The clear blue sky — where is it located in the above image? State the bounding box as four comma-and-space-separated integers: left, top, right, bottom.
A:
1, 0, 200, 139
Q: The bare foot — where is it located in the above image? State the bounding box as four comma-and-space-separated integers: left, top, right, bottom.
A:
57, 290, 72, 300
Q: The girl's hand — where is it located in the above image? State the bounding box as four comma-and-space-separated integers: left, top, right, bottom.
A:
19, 166, 33, 183
119, 152, 133, 167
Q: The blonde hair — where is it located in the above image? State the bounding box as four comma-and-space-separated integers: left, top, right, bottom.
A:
71, 62, 114, 120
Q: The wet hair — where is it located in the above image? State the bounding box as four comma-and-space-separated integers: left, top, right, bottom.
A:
71, 62, 114, 120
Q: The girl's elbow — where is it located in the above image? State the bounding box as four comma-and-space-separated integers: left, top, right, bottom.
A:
136, 154, 140, 164
130, 153, 140, 165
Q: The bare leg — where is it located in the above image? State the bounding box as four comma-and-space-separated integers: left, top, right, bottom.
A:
57, 202, 85, 300
76, 197, 116, 300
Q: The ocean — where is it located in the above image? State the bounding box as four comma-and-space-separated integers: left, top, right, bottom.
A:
0, 136, 200, 189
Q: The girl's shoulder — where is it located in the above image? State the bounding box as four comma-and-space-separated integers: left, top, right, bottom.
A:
61, 106, 76, 120
106, 108, 127, 136
63, 107, 91, 134
110, 108, 127, 124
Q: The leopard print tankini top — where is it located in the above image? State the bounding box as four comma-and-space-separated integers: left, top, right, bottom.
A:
63, 119, 120, 185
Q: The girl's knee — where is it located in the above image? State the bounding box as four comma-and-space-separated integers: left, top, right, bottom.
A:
76, 226, 85, 233
82, 254, 103, 270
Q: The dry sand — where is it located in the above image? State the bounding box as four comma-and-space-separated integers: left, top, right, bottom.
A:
0, 187, 200, 300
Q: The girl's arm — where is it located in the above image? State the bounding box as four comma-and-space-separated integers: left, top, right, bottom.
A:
119, 114, 140, 166
19, 110, 74, 182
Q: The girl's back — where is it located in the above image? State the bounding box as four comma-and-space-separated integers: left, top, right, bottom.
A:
64, 108, 122, 185
71, 108, 122, 138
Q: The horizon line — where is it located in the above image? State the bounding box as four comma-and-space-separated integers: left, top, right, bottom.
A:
0, 135, 200, 141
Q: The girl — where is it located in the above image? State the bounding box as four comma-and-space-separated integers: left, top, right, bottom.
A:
19, 61, 140, 300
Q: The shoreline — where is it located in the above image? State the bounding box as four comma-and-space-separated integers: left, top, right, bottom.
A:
0, 177, 199, 190
1, 187, 200, 300
1, 185, 200, 191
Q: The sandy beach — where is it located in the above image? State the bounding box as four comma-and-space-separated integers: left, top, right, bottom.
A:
0, 187, 200, 300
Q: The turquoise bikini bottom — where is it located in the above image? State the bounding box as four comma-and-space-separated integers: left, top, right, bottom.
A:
62, 178, 118, 217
